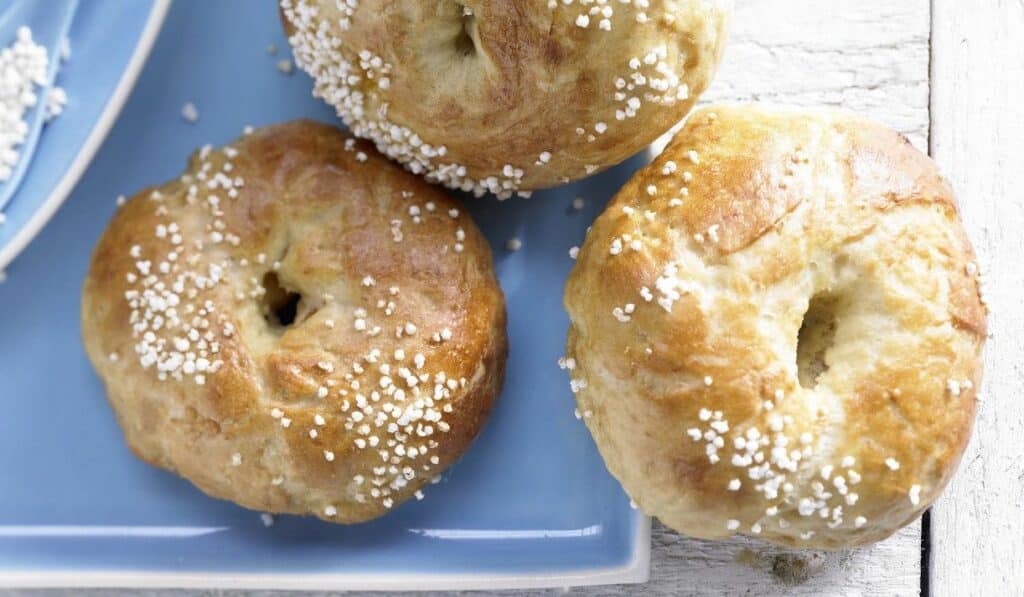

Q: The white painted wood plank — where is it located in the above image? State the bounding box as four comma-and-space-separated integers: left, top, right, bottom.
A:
929, 2, 1024, 595
703, 0, 931, 151
0, 2, 933, 597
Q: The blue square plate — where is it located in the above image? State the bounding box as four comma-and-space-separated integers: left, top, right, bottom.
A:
0, 1, 650, 590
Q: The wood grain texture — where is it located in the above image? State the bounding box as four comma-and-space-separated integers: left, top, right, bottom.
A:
0, 1, 936, 596
704, 0, 930, 150
929, 1, 1024, 595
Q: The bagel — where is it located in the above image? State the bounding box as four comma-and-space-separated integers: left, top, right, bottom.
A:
82, 121, 507, 523
280, 0, 732, 198
563, 104, 987, 548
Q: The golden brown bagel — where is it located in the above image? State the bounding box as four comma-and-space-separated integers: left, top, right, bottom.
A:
280, 0, 732, 197
82, 121, 507, 523
563, 104, 986, 548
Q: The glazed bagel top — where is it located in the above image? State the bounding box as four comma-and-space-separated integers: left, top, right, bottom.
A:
281, 0, 731, 197
564, 104, 986, 548
82, 121, 507, 523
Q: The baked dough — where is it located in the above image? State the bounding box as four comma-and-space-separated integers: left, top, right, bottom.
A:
82, 121, 507, 523
563, 104, 986, 548
281, 0, 732, 197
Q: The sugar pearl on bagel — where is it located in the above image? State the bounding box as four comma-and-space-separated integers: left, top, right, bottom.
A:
563, 104, 987, 548
82, 121, 507, 523
280, 0, 732, 197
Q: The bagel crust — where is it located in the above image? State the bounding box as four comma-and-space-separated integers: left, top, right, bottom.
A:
564, 104, 987, 548
82, 121, 507, 523
280, 0, 731, 197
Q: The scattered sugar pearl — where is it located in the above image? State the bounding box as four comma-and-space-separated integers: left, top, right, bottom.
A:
703, 376, 714, 387
181, 102, 199, 123
909, 485, 922, 506
231, 453, 242, 467
727, 479, 741, 491
569, 246, 580, 259
324, 450, 335, 462
572, 197, 585, 210
726, 519, 740, 531
854, 516, 867, 528
276, 59, 294, 74
45, 87, 67, 122
324, 505, 337, 517
260, 513, 275, 527
506, 237, 522, 252
885, 457, 901, 471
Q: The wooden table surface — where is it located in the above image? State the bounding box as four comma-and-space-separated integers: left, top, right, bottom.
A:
7, 1, 1021, 595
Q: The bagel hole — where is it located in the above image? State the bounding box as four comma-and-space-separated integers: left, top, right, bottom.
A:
453, 3, 477, 56
261, 272, 302, 328
796, 294, 839, 389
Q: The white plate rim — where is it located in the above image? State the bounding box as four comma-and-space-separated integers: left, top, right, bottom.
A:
0, 514, 650, 590
0, 0, 172, 271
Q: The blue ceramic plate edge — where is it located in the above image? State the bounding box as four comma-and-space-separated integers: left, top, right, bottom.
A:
0, 0, 171, 271
0, 513, 650, 590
